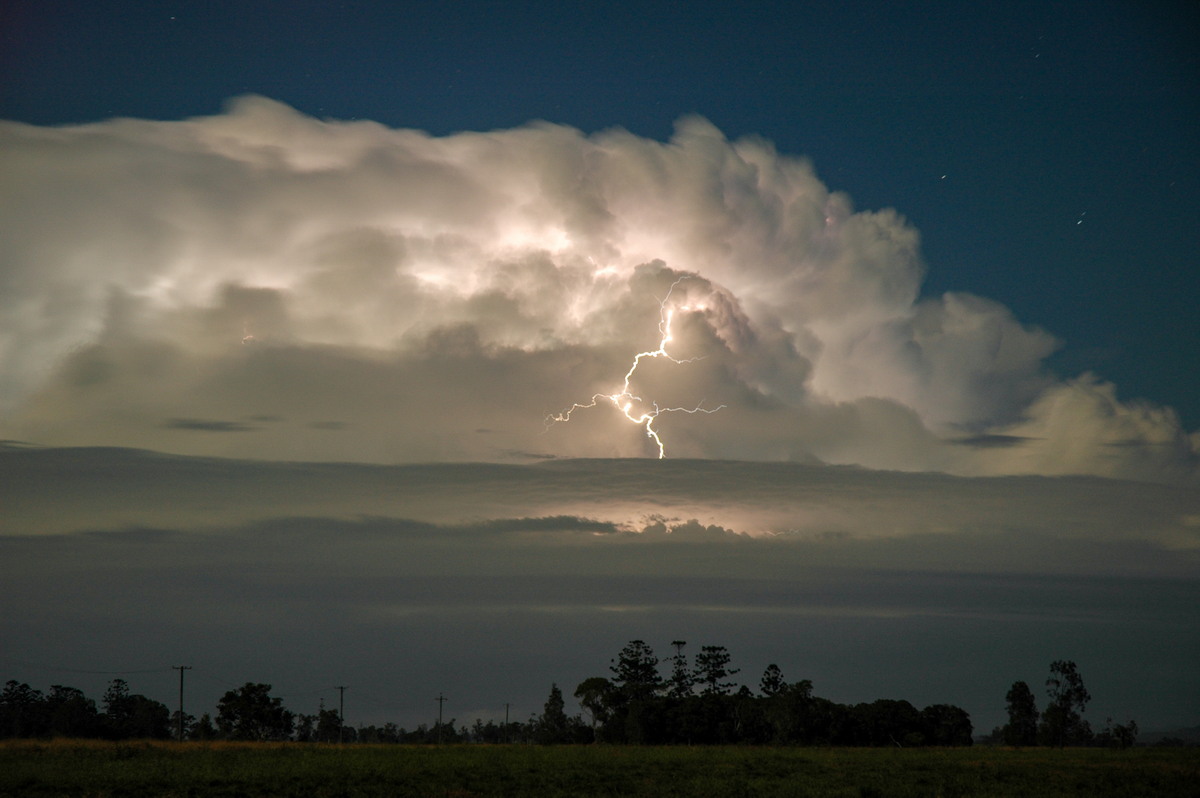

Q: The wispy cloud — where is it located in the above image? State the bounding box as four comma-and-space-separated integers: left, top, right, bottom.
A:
164, 418, 256, 433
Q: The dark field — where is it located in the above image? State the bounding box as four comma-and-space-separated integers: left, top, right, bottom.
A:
1, 740, 1197, 797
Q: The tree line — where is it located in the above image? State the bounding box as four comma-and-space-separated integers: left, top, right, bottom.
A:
0, 676, 555, 745
0, 645, 1140, 747
565, 640, 973, 746
981, 659, 1140, 749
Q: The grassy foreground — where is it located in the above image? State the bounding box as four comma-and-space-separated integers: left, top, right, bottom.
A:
1, 740, 1197, 798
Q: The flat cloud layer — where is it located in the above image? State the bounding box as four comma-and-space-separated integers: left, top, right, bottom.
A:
1, 446, 1197, 732
2, 97, 1196, 480
3, 446, 1199, 558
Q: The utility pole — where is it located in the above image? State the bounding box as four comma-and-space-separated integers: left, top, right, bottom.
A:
172, 666, 192, 742
335, 686, 347, 744
435, 693, 446, 744
504, 703, 511, 744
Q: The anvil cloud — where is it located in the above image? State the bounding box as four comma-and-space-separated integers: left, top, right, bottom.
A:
2, 97, 1196, 480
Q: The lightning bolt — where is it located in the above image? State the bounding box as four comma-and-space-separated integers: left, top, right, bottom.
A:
547, 276, 726, 458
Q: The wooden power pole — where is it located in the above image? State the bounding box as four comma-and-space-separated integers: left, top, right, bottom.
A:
335, 686, 347, 744
172, 666, 192, 741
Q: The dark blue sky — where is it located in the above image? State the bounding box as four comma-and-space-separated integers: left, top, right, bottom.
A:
3, 0, 1197, 426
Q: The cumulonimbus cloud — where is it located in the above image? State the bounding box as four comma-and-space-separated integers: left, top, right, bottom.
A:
1, 96, 1195, 479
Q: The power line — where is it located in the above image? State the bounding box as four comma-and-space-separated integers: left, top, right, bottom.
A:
0, 659, 171, 675
350, 688, 405, 711
276, 686, 342, 700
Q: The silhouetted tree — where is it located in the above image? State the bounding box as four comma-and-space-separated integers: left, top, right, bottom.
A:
1003, 681, 1039, 746
46, 685, 99, 739
102, 679, 169, 740
468, 718, 499, 744
761, 675, 816, 744
622, 692, 668, 744
1113, 719, 1138, 750
693, 646, 739, 696
607, 640, 664, 743
294, 713, 316, 742
922, 704, 974, 746
378, 722, 401, 743
191, 713, 218, 740
852, 699, 925, 746
0, 681, 46, 738
811, 696, 853, 745
610, 640, 662, 699
357, 722, 399, 743
731, 685, 768, 743
759, 664, 786, 697
536, 683, 570, 744
315, 705, 344, 743
125, 695, 172, 739
169, 710, 195, 741
216, 683, 294, 741
667, 641, 694, 699
574, 677, 614, 732
1094, 717, 1138, 749
1039, 660, 1092, 746
100, 679, 131, 738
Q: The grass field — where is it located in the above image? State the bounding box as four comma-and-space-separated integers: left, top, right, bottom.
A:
1, 740, 1197, 797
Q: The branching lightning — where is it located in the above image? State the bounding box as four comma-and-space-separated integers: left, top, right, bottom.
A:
547, 277, 726, 458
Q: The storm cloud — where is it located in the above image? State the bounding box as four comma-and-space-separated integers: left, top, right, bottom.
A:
2, 97, 1195, 479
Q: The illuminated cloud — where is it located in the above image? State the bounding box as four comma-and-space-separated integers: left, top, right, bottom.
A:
1, 97, 1195, 479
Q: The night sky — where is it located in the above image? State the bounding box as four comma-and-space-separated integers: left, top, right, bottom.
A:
1, 1, 1197, 736
4, 0, 1197, 427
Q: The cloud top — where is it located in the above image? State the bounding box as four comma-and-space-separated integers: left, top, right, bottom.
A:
1, 97, 1195, 479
